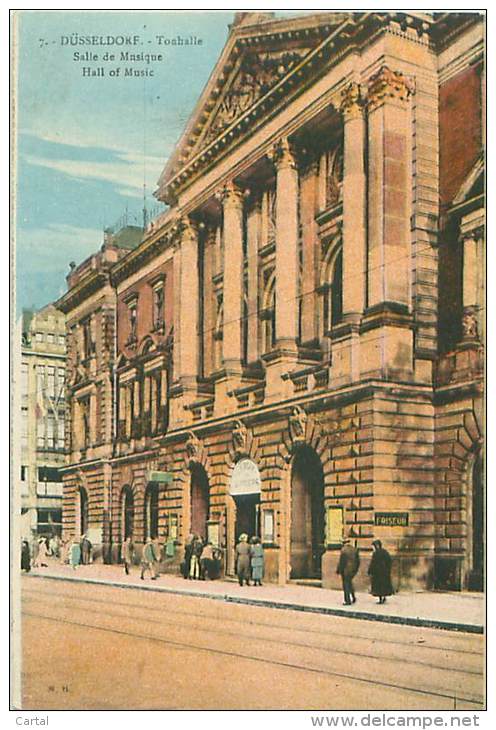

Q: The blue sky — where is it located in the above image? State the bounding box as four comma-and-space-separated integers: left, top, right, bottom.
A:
15, 10, 235, 312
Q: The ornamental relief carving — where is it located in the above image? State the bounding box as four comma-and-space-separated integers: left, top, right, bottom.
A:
202, 50, 311, 149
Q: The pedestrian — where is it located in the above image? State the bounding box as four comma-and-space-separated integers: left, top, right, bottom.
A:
250, 536, 264, 586
141, 537, 159, 580
21, 540, 31, 572
122, 536, 134, 575
236, 533, 251, 586
60, 538, 70, 565
30, 533, 39, 568
37, 537, 49, 567
368, 539, 394, 604
69, 538, 81, 569
200, 541, 214, 580
80, 534, 93, 565
189, 534, 203, 580
336, 538, 360, 605
182, 533, 194, 579
49, 534, 61, 559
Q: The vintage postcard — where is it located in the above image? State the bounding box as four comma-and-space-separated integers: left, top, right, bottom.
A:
11, 8, 486, 716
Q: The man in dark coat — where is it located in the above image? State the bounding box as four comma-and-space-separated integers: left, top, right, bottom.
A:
368, 539, 393, 604
80, 534, 92, 565
21, 540, 31, 572
336, 539, 360, 605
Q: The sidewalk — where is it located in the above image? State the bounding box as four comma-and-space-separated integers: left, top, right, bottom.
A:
24, 561, 485, 634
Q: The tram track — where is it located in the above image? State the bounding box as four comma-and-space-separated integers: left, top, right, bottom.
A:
21, 582, 485, 708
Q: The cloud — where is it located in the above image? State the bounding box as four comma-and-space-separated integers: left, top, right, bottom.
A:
22, 149, 165, 198
16, 223, 103, 273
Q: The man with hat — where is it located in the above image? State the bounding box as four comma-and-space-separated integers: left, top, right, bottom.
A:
336, 538, 360, 605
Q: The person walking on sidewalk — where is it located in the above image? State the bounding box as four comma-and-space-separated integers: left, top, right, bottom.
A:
21, 540, 31, 572
141, 538, 159, 580
69, 537, 81, 570
368, 539, 393, 604
122, 536, 134, 575
189, 535, 203, 580
337, 538, 360, 605
80, 534, 93, 565
236, 533, 251, 586
250, 536, 264, 586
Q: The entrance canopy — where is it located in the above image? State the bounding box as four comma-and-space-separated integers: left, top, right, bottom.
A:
230, 459, 261, 496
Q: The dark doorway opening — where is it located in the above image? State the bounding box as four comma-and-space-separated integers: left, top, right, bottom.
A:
144, 483, 159, 540
234, 494, 260, 543
290, 446, 325, 579
122, 486, 134, 540
190, 464, 209, 540
79, 487, 88, 536
469, 450, 484, 591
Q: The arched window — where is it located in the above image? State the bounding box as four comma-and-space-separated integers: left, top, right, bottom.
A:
261, 272, 276, 354
213, 296, 223, 371
320, 243, 343, 340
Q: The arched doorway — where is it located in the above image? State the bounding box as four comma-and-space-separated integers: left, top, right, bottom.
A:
230, 459, 261, 542
469, 450, 484, 590
78, 486, 89, 537
121, 486, 134, 540
144, 483, 159, 540
190, 464, 209, 540
290, 446, 325, 579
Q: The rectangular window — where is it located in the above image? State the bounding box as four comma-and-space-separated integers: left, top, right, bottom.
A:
47, 333, 54, 344
35, 332, 43, 343
21, 465, 28, 481
58, 334, 65, 346
47, 367, 55, 398
21, 408, 28, 448
57, 417, 65, 449
37, 420, 45, 447
46, 413, 55, 448
152, 280, 165, 330
36, 365, 45, 396
21, 363, 28, 396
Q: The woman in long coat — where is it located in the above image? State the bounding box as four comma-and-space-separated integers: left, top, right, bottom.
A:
250, 537, 264, 586
368, 539, 393, 604
236, 534, 251, 586
69, 538, 81, 570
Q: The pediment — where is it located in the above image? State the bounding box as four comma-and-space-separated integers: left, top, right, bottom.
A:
452, 156, 484, 206
157, 13, 351, 197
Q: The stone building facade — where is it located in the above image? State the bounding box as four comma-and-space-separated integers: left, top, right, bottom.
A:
18, 305, 67, 539
57, 12, 484, 590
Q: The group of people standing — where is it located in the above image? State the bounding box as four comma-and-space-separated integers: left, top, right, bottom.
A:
337, 538, 393, 605
182, 534, 222, 581
235, 534, 264, 586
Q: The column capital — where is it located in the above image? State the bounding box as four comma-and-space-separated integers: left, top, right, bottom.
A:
367, 66, 413, 111
340, 81, 365, 121
217, 180, 244, 208
268, 137, 297, 171
177, 215, 198, 243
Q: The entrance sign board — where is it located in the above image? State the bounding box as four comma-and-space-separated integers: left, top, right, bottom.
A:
229, 459, 261, 496
147, 471, 173, 484
375, 512, 409, 527
326, 506, 344, 546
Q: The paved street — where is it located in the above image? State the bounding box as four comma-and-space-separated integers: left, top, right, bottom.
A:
20, 577, 484, 711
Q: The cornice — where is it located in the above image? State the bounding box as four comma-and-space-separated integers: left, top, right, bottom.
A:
55, 270, 109, 315
111, 225, 177, 287
156, 12, 444, 205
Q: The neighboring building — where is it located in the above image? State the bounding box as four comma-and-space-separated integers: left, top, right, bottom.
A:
19, 305, 67, 538
57, 12, 484, 590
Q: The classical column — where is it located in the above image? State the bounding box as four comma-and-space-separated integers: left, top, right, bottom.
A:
272, 137, 299, 352
299, 157, 319, 345
462, 234, 479, 341
178, 217, 200, 385
367, 67, 412, 309
341, 81, 366, 320
220, 181, 244, 373
246, 202, 261, 364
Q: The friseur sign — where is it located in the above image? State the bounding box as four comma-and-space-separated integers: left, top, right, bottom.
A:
374, 512, 409, 527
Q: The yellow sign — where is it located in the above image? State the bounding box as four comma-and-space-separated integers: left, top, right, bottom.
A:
326, 506, 344, 546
